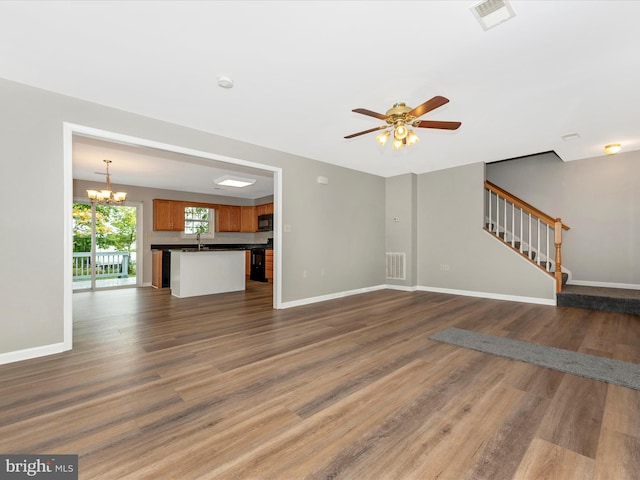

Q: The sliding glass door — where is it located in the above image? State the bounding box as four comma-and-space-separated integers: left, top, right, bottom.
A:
72, 202, 138, 291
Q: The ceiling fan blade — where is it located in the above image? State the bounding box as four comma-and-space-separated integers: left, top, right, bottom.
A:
408, 96, 450, 119
352, 108, 388, 121
412, 120, 461, 130
344, 125, 388, 139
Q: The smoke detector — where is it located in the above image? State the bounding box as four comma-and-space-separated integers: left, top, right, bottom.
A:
471, 0, 516, 30
217, 76, 234, 89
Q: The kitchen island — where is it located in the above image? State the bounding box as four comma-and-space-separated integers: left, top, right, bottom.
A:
170, 249, 245, 298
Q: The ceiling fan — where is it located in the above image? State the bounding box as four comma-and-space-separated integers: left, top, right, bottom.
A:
345, 96, 461, 150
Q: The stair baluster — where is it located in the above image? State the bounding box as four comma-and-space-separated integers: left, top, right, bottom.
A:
484, 181, 570, 293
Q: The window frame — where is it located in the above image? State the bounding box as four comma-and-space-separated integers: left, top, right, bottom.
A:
181, 206, 215, 239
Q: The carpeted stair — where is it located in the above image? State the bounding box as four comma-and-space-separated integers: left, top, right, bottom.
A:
557, 285, 640, 316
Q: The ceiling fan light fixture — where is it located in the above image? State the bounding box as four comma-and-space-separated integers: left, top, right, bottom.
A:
406, 130, 419, 146
392, 138, 404, 150
376, 130, 391, 146
394, 124, 408, 140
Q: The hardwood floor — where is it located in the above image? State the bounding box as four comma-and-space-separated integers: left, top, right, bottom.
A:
1, 283, 639, 479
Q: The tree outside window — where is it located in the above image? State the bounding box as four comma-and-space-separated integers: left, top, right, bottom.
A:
184, 207, 212, 235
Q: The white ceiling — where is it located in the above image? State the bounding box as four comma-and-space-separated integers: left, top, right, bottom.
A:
1, 0, 639, 195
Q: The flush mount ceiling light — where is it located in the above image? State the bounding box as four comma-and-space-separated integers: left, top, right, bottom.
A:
471, 0, 516, 30
604, 143, 622, 155
214, 175, 256, 188
86, 159, 127, 204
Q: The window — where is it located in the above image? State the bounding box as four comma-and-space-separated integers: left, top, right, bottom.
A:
183, 207, 214, 237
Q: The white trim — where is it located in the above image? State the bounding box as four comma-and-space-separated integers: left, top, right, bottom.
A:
417, 285, 557, 306
280, 285, 387, 309
280, 283, 556, 309
568, 280, 640, 290
384, 284, 418, 292
0, 343, 66, 366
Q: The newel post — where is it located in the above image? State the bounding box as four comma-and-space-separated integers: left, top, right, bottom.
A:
554, 218, 563, 293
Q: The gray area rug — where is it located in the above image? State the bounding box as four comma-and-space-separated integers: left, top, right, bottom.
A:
429, 327, 640, 391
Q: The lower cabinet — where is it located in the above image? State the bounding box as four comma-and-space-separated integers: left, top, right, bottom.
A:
245, 250, 250, 277
152, 250, 163, 288
265, 249, 273, 282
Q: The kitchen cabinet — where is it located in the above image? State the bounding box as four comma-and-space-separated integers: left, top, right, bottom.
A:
256, 202, 274, 216
245, 250, 250, 277
265, 249, 273, 282
152, 250, 163, 288
153, 199, 185, 231
240, 206, 257, 232
216, 205, 241, 232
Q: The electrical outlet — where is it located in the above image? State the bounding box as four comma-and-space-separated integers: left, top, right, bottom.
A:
439, 264, 450, 272
303, 269, 308, 279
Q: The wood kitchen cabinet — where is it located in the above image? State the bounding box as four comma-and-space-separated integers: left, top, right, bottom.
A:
240, 206, 257, 232
216, 205, 242, 232
152, 250, 163, 288
245, 250, 250, 277
256, 203, 274, 216
153, 199, 185, 231
265, 249, 273, 282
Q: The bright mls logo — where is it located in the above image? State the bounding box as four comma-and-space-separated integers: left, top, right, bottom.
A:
1, 455, 78, 479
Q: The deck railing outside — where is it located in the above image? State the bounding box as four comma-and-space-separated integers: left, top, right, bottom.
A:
73, 251, 131, 280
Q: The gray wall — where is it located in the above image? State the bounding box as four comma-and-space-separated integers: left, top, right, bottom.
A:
385, 174, 417, 287
487, 151, 640, 286
385, 163, 555, 299
0, 78, 385, 358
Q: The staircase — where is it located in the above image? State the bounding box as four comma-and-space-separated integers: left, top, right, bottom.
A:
484, 181, 569, 293
485, 181, 639, 316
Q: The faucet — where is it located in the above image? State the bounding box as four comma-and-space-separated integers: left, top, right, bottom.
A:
197, 233, 202, 250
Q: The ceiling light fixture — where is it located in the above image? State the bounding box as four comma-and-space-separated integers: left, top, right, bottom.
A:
214, 175, 256, 188
604, 143, 622, 155
86, 159, 127, 204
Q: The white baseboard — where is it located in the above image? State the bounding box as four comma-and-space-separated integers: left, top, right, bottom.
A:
567, 280, 640, 290
280, 283, 556, 309
0, 342, 68, 366
280, 285, 387, 309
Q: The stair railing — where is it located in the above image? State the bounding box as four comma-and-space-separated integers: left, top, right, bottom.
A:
484, 181, 570, 293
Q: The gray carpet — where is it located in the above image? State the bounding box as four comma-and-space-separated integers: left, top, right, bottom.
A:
429, 327, 640, 391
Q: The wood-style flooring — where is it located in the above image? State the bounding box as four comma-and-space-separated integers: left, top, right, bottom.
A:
1, 282, 639, 479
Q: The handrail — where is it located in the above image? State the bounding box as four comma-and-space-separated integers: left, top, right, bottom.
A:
485, 181, 570, 231
484, 181, 569, 294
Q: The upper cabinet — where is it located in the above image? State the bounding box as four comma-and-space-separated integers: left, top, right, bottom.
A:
240, 206, 257, 233
153, 199, 273, 233
153, 199, 185, 231
216, 205, 241, 232
256, 202, 274, 216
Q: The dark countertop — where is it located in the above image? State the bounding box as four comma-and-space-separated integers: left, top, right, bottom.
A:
151, 243, 271, 251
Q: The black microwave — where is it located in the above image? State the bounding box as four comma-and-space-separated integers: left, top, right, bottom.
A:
258, 214, 273, 231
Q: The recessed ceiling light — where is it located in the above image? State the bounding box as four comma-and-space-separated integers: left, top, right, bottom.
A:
604, 143, 622, 155
471, 0, 516, 30
217, 76, 234, 89
214, 175, 256, 188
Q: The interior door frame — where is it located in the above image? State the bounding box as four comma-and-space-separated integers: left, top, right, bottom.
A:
63, 122, 283, 351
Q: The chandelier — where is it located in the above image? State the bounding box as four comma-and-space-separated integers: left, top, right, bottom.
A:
86, 159, 127, 204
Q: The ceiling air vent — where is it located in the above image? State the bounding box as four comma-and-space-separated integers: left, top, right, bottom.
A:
471, 0, 516, 30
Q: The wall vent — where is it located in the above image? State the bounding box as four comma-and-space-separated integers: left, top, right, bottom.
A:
471, 0, 516, 30
386, 252, 406, 280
